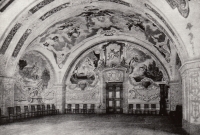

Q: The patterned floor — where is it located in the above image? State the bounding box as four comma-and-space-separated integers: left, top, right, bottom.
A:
0, 114, 188, 135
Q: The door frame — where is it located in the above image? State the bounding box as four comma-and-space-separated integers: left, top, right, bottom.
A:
106, 82, 123, 114
101, 68, 128, 114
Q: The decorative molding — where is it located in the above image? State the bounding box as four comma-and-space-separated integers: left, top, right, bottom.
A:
98, 0, 132, 7
0, 0, 14, 12
103, 69, 124, 82
40, 2, 70, 21
190, 70, 200, 122
165, 0, 190, 18
179, 60, 200, 75
71, 0, 94, 6
29, 0, 54, 14
12, 29, 32, 57
0, 23, 22, 54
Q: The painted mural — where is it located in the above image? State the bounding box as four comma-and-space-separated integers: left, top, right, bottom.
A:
66, 50, 100, 102
125, 45, 163, 102
35, 6, 172, 68
66, 41, 166, 103
14, 52, 55, 104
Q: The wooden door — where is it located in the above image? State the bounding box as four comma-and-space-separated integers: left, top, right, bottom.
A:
106, 82, 123, 114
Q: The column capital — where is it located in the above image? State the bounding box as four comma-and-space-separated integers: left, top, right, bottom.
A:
179, 60, 200, 75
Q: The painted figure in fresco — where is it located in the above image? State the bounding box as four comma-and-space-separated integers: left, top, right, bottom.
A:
59, 22, 80, 38
104, 42, 123, 67
43, 35, 72, 68
19, 62, 39, 81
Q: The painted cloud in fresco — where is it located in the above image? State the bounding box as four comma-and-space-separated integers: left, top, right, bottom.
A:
36, 6, 171, 68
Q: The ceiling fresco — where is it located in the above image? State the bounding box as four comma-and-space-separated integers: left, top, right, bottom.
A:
33, 6, 172, 68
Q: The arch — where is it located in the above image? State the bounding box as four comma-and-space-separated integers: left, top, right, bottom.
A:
62, 35, 171, 85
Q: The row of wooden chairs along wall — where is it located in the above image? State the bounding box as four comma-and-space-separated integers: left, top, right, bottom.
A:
0, 104, 59, 124
128, 104, 160, 115
65, 104, 95, 114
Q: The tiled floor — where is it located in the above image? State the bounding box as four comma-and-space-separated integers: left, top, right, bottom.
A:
0, 114, 188, 135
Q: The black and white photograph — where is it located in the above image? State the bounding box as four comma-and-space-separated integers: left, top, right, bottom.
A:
0, 0, 200, 135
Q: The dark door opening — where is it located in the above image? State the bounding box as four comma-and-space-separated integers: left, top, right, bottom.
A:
106, 82, 123, 114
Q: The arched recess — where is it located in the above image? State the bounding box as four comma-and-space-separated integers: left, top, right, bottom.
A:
13, 50, 58, 107
62, 38, 170, 113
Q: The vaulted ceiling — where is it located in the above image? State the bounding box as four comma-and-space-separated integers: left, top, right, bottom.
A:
0, 0, 200, 83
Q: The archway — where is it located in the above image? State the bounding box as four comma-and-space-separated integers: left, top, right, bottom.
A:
63, 40, 169, 114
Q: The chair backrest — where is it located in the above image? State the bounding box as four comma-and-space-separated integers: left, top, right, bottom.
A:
83, 104, 87, 109
75, 104, 79, 109
16, 106, 21, 113
37, 105, 41, 111
129, 104, 133, 109
24, 106, 29, 113
52, 104, 55, 110
31, 105, 35, 112
47, 104, 50, 110
42, 105, 45, 110
90, 104, 95, 109
8, 107, 14, 115
67, 104, 71, 109
151, 104, 156, 109
136, 104, 140, 109
144, 104, 149, 109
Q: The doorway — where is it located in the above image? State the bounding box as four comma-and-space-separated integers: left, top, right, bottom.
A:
106, 82, 123, 114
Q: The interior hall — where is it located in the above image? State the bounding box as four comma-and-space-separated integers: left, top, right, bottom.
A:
0, 0, 200, 135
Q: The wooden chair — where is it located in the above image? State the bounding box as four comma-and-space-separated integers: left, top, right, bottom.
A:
151, 104, 156, 115
0, 108, 8, 124
52, 104, 59, 115
81, 104, 87, 114
73, 104, 79, 114
15, 106, 25, 120
36, 105, 42, 117
66, 104, 72, 114
88, 104, 95, 114
30, 105, 37, 117
24, 106, 30, 118
135, 104, 142, 115
41, 105, 48, 116
128, 104, 133, 114
144, 104, 149, 115
47, 104, 52, 115
7, 107, 17, 122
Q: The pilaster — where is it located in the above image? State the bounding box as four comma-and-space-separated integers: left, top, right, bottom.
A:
54, 84, 65, 114
0, 76, 15, 115
169, 81, 182, 111
180, 60, 200, 134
